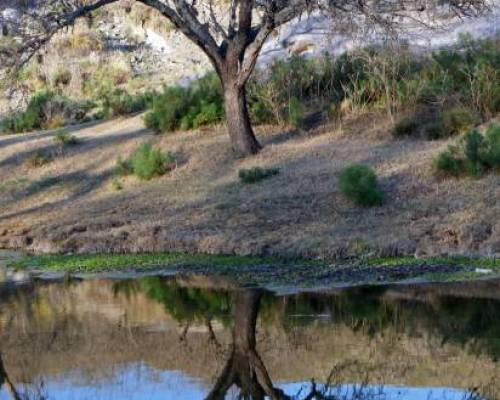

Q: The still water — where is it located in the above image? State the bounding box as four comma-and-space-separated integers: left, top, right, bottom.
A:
0, 276, 499, 399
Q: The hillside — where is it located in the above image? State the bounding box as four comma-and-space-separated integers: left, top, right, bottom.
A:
0, 113, 498, 258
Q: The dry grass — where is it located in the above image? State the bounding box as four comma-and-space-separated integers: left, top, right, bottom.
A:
0, 113, 498, 258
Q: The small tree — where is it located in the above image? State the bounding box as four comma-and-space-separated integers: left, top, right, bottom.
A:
0, 0, 490, 155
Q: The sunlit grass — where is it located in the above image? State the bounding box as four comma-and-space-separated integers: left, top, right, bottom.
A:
9, 252, 312, 272
364, 256, 500, 270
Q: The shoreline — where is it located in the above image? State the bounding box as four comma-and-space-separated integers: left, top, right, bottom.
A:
2, 250, 499, 290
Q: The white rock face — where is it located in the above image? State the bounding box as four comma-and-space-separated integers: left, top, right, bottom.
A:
123, 7, 500, 80
1, 7, 20, 21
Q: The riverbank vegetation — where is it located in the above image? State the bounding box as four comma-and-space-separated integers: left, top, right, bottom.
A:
3, 35, 499, 139
6, 253, 499, 288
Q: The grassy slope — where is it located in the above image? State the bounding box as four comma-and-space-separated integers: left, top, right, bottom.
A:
0, 114, 499, 260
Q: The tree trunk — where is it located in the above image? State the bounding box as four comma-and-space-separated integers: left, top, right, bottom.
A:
223, 82, 262, 156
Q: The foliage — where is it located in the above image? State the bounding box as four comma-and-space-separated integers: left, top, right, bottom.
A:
115, 156, 134, 177
238, 167, 280, 184
339, 164, 384, 206
101, 89, 155, 117
54, 129, 79, 146
0, 90, 90, 133
121, 143, 176, 181
115, 277, 232, 325
144, 73, 224, 133
434, 149, 463, 177
1, 90, 53, 133
287, 97, 305, 128
247, 36, 499, 133
434, 124, 500, 177
425, 106, 477, 140
393, 116, 419, 137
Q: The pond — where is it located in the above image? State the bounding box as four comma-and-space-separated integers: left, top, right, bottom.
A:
0, 276, 499, 399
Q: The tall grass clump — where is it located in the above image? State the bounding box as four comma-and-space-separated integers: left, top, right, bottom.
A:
144, 73, 224, 133
339, 164, 384, 206
434, 124, 500, 178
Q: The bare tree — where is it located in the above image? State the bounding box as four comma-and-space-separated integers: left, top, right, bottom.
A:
0, 0, 490, 155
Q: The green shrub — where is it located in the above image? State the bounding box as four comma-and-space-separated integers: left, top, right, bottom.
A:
1, 90, 54, 133
144, 86, 190, 132
115, 156, 133, 176
339, 164, 384, 207
463, 129, 485, 177
393, 116, 419, 137
238, 167, 280, 184
287, 97, 305, 128
54, 130, 79, 146
130, 143, 176, 181
144, 73, 224, 133
483, 124, 500, 168
426, 107, 477, 140
101, 89, 155, 117
1, 90, 90, 134
441, 106, 476, 136
248, 36, 499, 131
434, 124, 500, 177
434, 148, 463, 177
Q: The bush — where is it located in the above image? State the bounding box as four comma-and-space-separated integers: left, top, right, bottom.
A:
144, 73, 224, 133
434, 124, 500, 177
101, 89, 155, 117
1, 90, 54, 133
238, 167, 280, 184
1, 90, 90, 133
441, 106, 476, 136
483, 124, 500, 168
129, 143, 176, 181
115, 156, 133, 177
247, 36, 499, 132
426, 106, 476, 140
339, 164, 384, 206
463, 129, 485, 177
287, 97, 305, 128
54, 130, 79, 146
434, 148, 463, 177
393, 116, 419, 137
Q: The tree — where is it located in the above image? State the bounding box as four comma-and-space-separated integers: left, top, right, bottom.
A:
0, 0, 490, 155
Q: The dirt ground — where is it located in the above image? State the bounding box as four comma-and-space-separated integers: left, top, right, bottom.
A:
0, 113, 499, 258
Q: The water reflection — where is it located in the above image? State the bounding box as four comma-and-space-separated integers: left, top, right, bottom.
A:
1, 277, 499, 399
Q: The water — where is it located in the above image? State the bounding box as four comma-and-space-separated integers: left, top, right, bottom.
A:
0, 276, 499, 399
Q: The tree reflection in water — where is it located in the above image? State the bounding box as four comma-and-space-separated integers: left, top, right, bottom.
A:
114, 277, 500, 399
0, 277, 499, 399
0, 354, 21, 400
